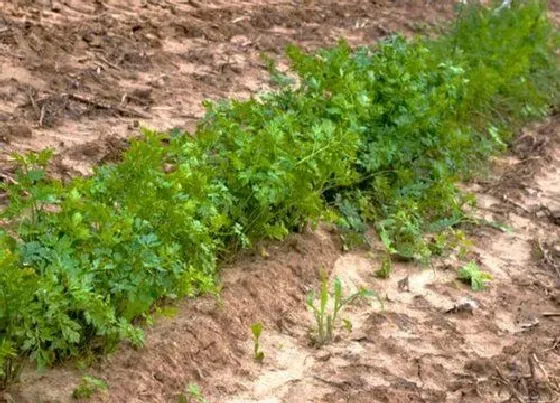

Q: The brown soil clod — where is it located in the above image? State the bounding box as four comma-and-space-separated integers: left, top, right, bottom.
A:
445, 300, 477, 315
397, 275, 410, 292
534, 239, 560, 278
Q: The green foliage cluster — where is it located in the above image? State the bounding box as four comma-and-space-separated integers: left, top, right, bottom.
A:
250, 322, 265, 362
72, 376, 108, 399
306, 276, 375, 346
458, 261, 493, 290
0, 1, 558, 386
178, 382, 207, 403
375, 255, 393, 279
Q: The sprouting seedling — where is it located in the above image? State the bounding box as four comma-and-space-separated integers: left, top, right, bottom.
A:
375, 254, 392, 279
458, 261, 492, 290
178, 382, 206, 403
306, 275, 375, 346
250, 322, 265, 362
72, 376, 108, 400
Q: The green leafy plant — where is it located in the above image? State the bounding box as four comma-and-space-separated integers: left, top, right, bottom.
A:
250, 322, 265, 362
429, 229, 473, 258
306, 275, 375, 346
458, 261, 493, 290
375, 255, 393, 279
180, 382, 206, 403
0, 340, 19, 390
0, 1, 558, 388
72, 376, 107, 399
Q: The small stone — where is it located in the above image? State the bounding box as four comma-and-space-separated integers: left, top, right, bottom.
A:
397, 276, 409, 293
316, 351, 332, 362
445, 298, 478, 315
229, 63, 243, 73
519, 316, 539, 331
131, 88, 152, 100
153, 370, 165, 382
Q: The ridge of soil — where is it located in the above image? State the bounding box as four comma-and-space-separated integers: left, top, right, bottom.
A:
5, 114, 560, 403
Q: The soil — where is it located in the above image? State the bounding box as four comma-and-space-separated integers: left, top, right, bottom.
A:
0, 0, 457, 177
1, 1, 560, 403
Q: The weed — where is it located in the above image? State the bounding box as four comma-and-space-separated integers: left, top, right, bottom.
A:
179, 382, 206, 403
0, 340, 20, 390
72, 376, 107, 400
429, 229, 473, 258
260, 52, 295, 88
306, 275, 375, 346
458, 261, 493, 290
340, 231, 367, 251
250, 322, 265, 362
375, 255, 393, 279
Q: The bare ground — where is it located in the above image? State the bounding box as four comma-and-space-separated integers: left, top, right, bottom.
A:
1, 1, 560, 402
0, 0, 456, 176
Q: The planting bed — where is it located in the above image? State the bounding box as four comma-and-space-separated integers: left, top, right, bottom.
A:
8, 120, 560, 402
0, 1, 560, 402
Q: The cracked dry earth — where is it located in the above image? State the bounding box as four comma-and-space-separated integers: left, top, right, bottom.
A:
2, 1, 560, 403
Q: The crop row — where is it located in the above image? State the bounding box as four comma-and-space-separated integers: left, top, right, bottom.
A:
1, 1, 558, 387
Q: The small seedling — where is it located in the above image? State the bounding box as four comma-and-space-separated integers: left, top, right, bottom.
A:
306, 275, 375, 346
375, 255, 392, 279
341, 318, 353, 332
458, 261, 492, 290
178, 382, 206, 403
72, 376, 107, 400
250, 322, 265, 362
